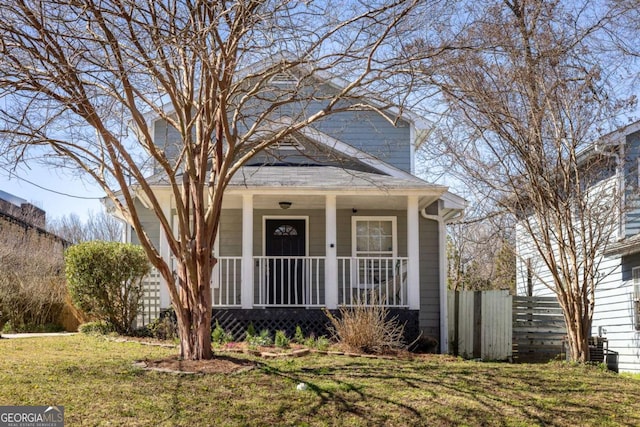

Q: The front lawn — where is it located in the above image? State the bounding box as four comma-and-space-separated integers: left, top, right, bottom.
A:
0, 335, 639, 426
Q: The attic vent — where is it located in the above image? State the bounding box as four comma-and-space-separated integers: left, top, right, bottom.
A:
269, 72, 298, 86
275, 138, 304, 151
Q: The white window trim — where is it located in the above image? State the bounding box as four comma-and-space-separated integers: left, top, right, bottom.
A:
351, 216, 398, 258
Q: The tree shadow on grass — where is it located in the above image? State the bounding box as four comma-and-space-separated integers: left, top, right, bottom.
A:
259, 362, 436, 426
257, 359, 640, 426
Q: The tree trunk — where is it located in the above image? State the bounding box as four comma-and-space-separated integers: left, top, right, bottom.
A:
177, 305, 213, 360
563, 307, 591, 363
172, 259, 214, 360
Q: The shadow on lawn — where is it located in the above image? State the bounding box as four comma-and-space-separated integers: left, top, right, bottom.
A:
258, 359, 640, 426
259, 361, 457, 426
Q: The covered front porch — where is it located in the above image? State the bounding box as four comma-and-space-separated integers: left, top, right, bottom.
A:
212, 255, 409, 308
153, 185, 437, 311
135, 166, 465, 350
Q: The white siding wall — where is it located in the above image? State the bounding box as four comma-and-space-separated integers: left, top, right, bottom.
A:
593, 254, 640, 373
516, 212, 640, 373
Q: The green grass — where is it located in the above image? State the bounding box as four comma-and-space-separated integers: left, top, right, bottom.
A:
1, 335, 639, 426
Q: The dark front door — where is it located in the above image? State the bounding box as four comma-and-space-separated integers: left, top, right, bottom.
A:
265, 219, 306, 305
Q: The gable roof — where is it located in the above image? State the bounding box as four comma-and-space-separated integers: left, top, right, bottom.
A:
228, 165, 441, 191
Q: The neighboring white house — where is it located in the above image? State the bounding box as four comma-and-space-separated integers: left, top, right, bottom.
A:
516, 120, 640, 373
108, 66, 466, 353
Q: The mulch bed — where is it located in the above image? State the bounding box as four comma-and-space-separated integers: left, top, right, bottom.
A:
137, 355, 255, 375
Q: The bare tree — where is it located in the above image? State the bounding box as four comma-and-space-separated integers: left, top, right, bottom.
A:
49, 210, 123, 244
0, 0, 430, 359
447, 212, 515, 292
411, 0, 634, 362
0, 217, 67, 331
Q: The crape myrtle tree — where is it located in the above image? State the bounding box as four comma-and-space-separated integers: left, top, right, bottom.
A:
410, 0, 634, 362
446, 207, 516, 293
0, 0, 439, 359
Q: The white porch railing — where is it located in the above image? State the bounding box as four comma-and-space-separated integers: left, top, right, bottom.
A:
213, 257, 242, 307
338, 257, 408, 307
210, 256, 409, 308
254, 256, 325, 307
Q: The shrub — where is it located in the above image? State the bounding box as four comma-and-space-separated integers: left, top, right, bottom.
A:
247, 329, 272, 348
293, 325, 305, 344
315, 336, 330, 351
65, 241, 150, 335
274, 330, 289, 348
78, 320, 115, 335
211, 320, 232, 344
2, 321, 64, 334
146, 315, 178, 341
245, 322, 256, 340
323, 296, 406, 354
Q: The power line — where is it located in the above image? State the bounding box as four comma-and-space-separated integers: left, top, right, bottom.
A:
0, 166, 104, 200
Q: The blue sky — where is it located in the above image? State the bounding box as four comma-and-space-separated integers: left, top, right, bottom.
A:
0, 163, 104, 224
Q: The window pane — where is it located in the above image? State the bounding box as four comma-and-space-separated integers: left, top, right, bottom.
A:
274, 225, 298, 236
381, 236, 393, 252
355, 219, 394, 256
356, 222, 368, 237
356, 237, 369, 252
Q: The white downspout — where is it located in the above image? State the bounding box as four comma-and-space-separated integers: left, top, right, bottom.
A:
421, 208, 464, 354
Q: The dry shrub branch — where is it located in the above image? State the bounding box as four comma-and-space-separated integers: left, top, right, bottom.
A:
324, 294, 406, 354
0, 222, 67, 331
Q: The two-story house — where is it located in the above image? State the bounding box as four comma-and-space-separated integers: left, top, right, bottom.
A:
516, 119, 640, 373
111, 68, 466, 353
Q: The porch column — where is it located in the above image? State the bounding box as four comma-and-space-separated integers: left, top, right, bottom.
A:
325, 195, 338, 309
211, 227, 220, 294
407, 195, 420, 310
241, 194, 254, 309
158, 193, 172, 309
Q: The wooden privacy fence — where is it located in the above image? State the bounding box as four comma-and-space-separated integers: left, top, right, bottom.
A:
448, 290, 513, 360
512, 296, 566, 362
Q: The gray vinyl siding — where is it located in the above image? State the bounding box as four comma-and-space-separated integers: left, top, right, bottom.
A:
312, 111, 411, 173
592, 253, 640, 373
246, 135, 380, 173
152, 119, 181, 172
219, 209, 242, 256
151, 95, 412, 174
624, 130, 640, 237
419, 217, 440, 339
130, 200, 161, 249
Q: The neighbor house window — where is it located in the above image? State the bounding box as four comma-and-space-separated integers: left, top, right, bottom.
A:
634, 267, 640, 331
351, 217, 397, 288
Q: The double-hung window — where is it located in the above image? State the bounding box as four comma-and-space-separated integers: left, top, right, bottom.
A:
351, 217, 397, 288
